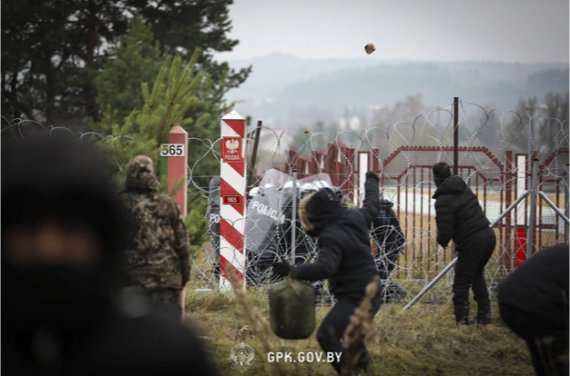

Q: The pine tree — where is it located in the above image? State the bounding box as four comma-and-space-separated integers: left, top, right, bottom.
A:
95, 17, 161, 129
101, 51, 203, 169
2, 0, 248, 127
100, 51, 213, 251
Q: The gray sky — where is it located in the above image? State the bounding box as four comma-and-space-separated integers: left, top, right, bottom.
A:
217, 0, 569, 62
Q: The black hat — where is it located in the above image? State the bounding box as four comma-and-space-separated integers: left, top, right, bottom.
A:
433, 162, 452, 187
299, 187, 344, 235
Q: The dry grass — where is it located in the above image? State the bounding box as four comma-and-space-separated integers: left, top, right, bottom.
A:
184, 289, 533, 376
187, 203, 559, 375
343, 280, 379, 374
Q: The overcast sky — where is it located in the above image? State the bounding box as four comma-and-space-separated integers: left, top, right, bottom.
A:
217, 0, 569, 62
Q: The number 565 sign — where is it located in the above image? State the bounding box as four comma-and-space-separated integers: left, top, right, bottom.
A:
160, 143, 185, 157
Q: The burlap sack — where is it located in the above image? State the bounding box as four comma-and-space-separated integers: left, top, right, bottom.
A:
269, 278, 316, 339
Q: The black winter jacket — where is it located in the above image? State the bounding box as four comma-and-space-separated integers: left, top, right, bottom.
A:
498, 245, 568, 330
371, 199, 405, 252
432, 175, 490, 247
290, 174, 380, 299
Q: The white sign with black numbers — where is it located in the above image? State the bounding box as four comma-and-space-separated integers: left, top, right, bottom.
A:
160, 144, 185, 157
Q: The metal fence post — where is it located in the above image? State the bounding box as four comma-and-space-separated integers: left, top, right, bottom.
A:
291, 169, 298, 263
564, 163, 570, 244
504, 150, 513, 271
453, 97, 459, 175
527, 158, 539, 258
248, 120, 263, 187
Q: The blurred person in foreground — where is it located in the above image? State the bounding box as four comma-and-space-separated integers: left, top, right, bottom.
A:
121, 155, 191, 317
2, 136, 216, 375
272, 172, 382, 375
432, 161, 496, 325
498, 244, 568, 376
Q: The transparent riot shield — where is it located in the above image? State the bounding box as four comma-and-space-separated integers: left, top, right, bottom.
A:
276, 173, 335, 303
244, 169, 338, 303
245, 169, 291, 286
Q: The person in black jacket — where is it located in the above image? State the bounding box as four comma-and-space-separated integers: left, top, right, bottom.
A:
371, 199, 406, 302
2, 136, 217, 375
498, 245, 568, 376
371, 199, 405, 280
273, 172, 382, 375
432, 162, 496, 325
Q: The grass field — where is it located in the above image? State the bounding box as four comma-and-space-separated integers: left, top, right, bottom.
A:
184, 289, 534, 376
187, 200, 563, 375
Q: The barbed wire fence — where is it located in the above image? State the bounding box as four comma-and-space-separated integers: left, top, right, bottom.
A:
3, 98, 568, 307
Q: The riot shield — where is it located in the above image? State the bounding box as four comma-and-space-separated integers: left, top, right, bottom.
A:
244, 170, 336, 298
277, 173, 334, 302
278, 173, 333, 263
245, 169, 291, 286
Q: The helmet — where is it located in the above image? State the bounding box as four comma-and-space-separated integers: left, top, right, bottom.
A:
314, 180, 331, 189
282, 181, 300, 190
300, 182, 318, 198
248, 187, 260, 198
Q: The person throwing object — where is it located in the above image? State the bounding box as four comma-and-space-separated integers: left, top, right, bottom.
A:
273, 172, 382, 375
432, 162, 496, 325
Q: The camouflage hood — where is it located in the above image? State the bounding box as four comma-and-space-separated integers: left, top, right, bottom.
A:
125, 155, 159, 193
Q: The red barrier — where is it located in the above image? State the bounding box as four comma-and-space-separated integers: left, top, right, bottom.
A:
515, 227, 527, 267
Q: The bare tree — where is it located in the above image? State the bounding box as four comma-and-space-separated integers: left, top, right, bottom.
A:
504, 92, 569, 158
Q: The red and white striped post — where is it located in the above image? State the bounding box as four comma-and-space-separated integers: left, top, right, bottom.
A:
219, 111, 248, 289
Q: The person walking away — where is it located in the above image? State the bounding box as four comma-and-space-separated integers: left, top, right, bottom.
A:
272, 172, 382, 374
432, 162, 496, 325
498, 244, 568, 376
122, 155, 191, 317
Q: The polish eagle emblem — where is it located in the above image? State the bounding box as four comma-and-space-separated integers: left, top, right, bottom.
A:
225, 138, 240, 154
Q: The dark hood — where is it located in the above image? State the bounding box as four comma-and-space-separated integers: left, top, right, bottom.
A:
124, 155, 159, 193
1, 136, 127, 263
432, 175, 467, 198
299, 188, 345, 236
379, 199, 394, 209
1, 136, 124, 335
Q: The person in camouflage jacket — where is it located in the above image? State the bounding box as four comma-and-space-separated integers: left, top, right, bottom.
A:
122, 155, 191, 315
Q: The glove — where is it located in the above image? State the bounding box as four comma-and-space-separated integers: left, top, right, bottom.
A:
272, 262, 291, 278
366, 171, 379, 181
